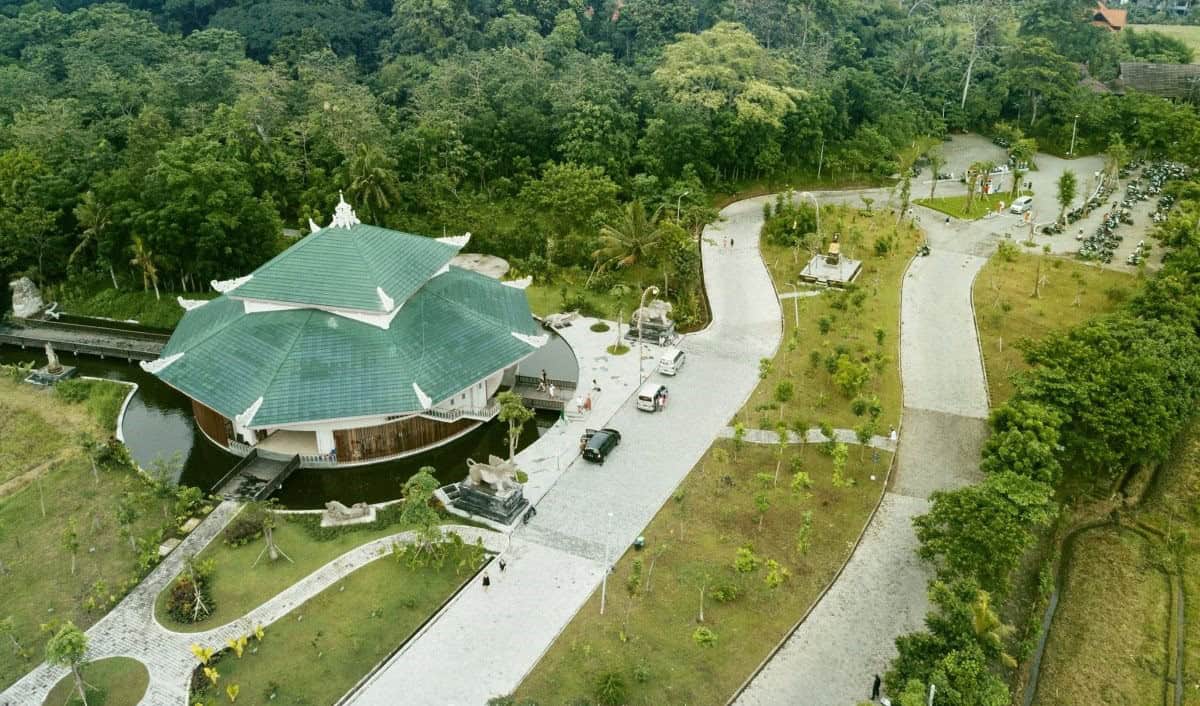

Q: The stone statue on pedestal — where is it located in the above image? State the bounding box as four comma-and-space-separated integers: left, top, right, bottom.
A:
45, 342, 62, 374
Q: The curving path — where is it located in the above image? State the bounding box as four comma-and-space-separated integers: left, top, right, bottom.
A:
733, 204, 994, 705
344, 196, 783, 706
0, 504, 503, 706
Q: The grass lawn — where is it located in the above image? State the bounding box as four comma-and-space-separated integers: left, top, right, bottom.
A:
516, 440, 889, 705
1033, 528, 1170, 706
43, 656, 149, 706
916, 192, 1010, 220
972, 248, 1135, 404
741, 207, 919, 433
155, 509, 422, 632
189, 555, 475, 706
0, 377, 172, 691
524, 261, 706, 331
1132, 24, 1200, 62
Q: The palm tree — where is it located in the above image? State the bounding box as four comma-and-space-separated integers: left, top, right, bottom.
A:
341, 144, 401, 224
928, 151, 946, 200
130, 236, 160, 300
593, 201, 669, 271
71, 191, 116, 288
971, 589, 1017, 668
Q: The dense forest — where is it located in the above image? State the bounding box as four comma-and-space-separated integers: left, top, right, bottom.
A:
0, 0, 1198, 305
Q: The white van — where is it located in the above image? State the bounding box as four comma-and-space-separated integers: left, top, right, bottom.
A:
1010, 196, 1034, 214
658, 348, 686, 376
636, 382, 668, 412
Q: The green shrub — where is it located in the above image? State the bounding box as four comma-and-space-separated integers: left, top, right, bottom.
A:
733, 545, 760, 573
593, 671, 627, 706
589, 321, 610, 333
692, 626, 717, 647
709, 581, 741, 603
222, 511, 266, 547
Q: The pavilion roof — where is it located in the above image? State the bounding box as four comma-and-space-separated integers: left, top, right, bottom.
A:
152, 266, 541, 428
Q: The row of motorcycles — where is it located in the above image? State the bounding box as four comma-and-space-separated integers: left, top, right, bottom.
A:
1073, 161, 1190, 265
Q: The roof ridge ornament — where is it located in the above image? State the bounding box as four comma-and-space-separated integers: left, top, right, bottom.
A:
235, 396, 264, 428
377, 286, 395, 311
211, 274, 253, 293
308, 218, 321, 234
437, 232, 470, 248
177, 296, 209, 311
139, 352, 184, 374
330, 191, 361, 229
502, 276, 533, 290
412, 382, 432, 409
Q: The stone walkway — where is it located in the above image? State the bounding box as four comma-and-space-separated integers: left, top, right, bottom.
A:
0, 501, 502, 706
733, 201, 995, 705
718, 425, 897, 452
345, 195, 782, 706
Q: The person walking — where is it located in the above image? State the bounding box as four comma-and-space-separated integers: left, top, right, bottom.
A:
498, 559, 507, 572
482, 573, 491, 590
548, 382, 556, 399
871, 674, 881, 701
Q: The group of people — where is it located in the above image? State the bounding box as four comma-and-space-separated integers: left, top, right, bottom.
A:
536, 369, 556, 399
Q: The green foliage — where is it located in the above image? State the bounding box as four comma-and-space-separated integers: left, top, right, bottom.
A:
709, 581, 741, 604
832, 355, 870, 398
691, 626, 717, 648
733, 545, 760, 574
593, 671, 627, 706
763, 559, 789, 590
795, 511, 814, 556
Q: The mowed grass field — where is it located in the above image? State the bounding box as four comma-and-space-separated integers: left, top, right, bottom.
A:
973, 248, 1135, 404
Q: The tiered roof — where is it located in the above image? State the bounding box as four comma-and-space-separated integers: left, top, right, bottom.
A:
144, 197, 542, 428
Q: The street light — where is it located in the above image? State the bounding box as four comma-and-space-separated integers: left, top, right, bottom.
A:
600, 511, 614, 615
676, 191, 690, 222
637, 285, 660, 382
1069, 114, 1080, 157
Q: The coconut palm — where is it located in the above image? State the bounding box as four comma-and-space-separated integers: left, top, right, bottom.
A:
928, 151, 946, 200
341, 143, 401, 224
129, 236, 160, 300
593, 201, 669, 271
71, 191, 116, 288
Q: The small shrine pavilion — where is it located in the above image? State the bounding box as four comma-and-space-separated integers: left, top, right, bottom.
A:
141, 195, 545, 466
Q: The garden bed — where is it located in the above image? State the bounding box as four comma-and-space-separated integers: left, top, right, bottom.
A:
43, 656, 148, 706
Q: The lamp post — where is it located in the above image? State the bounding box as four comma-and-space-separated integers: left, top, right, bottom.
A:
1069, 114, 1080, 156
600, 510, 614, 615
637, 285, 660, 381
676, 191, 690, 222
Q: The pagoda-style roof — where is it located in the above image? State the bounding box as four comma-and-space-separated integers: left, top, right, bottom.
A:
143, 197, 542, 428
220, 198, 465, 315
152, 266, 541, 428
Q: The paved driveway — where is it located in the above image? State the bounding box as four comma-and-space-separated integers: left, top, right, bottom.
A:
345, 196, 781, 706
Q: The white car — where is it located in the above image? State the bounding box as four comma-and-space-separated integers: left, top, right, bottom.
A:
1010, 196, 1034, 214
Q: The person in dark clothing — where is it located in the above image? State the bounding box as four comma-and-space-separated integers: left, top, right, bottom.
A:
498, 559, 507, 572
871, 674, 881, 700
482, 573, 491, 589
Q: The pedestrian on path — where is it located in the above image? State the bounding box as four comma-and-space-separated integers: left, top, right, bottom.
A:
548, 382, 556, 399
482, 573, 491, 589
871, 674, 881, 701
498, 558, 507, 572
730, 237, 735, 248
538, 369, 548, 391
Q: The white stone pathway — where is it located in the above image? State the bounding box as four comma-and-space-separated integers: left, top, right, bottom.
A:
345, 195, 783, 706
0, 503, 503, 706
718, 425, 897, 452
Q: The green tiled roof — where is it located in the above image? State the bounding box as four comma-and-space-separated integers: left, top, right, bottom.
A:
228, 224, 461, 312
154, 266, 540, 427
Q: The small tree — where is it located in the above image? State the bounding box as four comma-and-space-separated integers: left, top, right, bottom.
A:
251, 501, 292, 567
831, 442, 853, 488
76, 432, 101, 484
732, 422, 746, 459
115, 497, 139, 553
795, 511, 814, 555
46, 622, 89, 706
62, 520, 80, 576
773, 423, 789, 485
149, 455, 181, 520
497, 391, 533, 461
1056, 170, 1078, 224
0, 616, 22, 656
928, 151, 946, 200
398, 468, 443, 566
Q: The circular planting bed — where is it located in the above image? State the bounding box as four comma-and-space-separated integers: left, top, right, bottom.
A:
590, 322, 610, 333
43, 656, 149, 706
606, 344, 630, 355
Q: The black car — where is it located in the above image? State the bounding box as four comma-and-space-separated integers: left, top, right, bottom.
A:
581, 427, 621, 464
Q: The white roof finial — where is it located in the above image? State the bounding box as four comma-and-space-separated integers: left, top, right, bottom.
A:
330, 191, 361, 229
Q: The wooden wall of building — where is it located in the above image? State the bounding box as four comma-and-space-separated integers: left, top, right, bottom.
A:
333, 416, 475, 463
192, 399, 231, 448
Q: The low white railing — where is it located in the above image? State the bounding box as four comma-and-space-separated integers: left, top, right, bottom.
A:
423, 400, 501, 422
